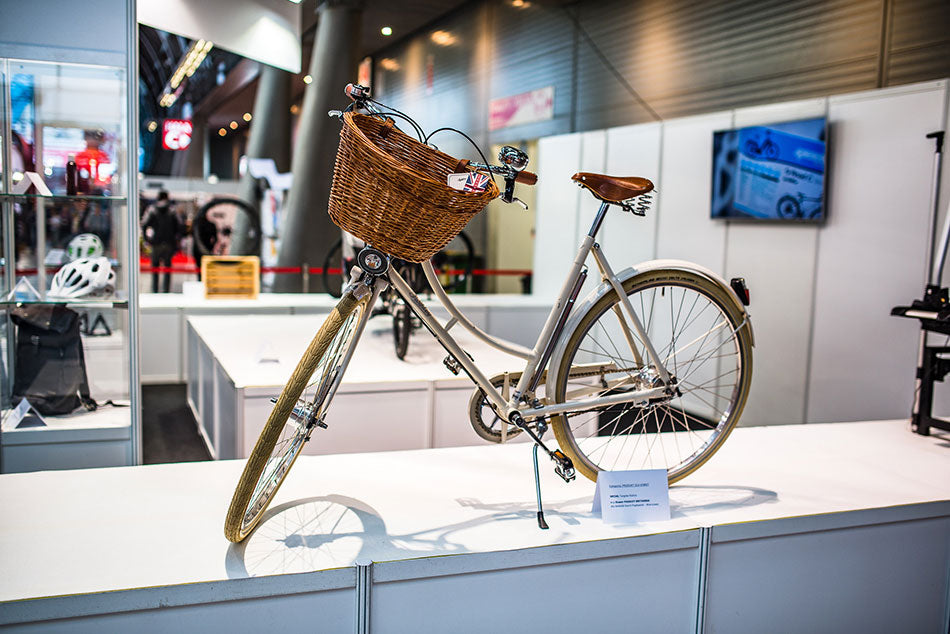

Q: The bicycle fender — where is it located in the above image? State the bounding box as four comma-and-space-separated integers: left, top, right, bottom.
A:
545, 259, 755, 400
626, 259, 754, 345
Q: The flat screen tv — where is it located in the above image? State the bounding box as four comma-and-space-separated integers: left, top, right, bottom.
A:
711, 117, 828, 222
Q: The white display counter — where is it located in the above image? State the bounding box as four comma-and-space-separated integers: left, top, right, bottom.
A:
186, 313, 533, 460
0, 406, 130, 473
140, 292, 550, 384
1, 420, 948, 633
1, 331, 131, 473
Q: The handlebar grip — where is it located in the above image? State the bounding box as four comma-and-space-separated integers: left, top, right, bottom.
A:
345, 83, 370, 101
515, 170, 538, 185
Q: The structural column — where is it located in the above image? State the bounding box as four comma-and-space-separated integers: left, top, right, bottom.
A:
232, 64, 292, 254
274, 0, 362, 292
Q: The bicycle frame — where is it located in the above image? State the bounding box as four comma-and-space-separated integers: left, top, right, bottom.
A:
380, 200, 672, 424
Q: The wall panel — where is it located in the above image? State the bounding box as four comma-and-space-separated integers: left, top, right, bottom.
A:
654, 113, 732, 274
725, 98, 826, 426
806, 82, 945, 422
601, 122, 663, 266
533, 133, 583, 299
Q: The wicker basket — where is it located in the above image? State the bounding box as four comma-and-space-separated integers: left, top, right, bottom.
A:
328, 112, 498, 263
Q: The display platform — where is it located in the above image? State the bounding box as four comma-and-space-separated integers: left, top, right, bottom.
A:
0, 330, 129, 473
0, 406, 130, 473
186, 313, 533, 460
1, 420, 948, 633
141, 292, 550, 383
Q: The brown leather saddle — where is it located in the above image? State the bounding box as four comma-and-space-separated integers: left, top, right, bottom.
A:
572, 172, 654, 203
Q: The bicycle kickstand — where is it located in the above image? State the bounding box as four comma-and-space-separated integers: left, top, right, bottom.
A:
532, 444, 549, 530
510, 412, 575, 530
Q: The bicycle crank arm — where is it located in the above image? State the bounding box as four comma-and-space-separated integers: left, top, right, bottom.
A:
509, 412, 576, 482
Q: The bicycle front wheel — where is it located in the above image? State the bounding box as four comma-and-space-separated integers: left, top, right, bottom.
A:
550, 269, 753, 484
224, 291, 372, 542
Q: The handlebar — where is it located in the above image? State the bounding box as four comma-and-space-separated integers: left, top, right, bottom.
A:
345, 83, 371, 102
337, 84, 535, 206
465, 160, 536, 185
515, 171, 538, 185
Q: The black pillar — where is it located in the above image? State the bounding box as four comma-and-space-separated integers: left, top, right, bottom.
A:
274, 0, 362, 292
232, 64, 292, 255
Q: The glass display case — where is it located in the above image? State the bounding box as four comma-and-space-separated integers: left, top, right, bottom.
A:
0, 58, 138, 472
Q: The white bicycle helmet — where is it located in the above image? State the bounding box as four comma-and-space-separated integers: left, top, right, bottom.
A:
49, 257, 116, 299
66, 233, 104, 261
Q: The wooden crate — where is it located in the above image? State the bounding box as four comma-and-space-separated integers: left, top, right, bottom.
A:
202, 256, 260, 299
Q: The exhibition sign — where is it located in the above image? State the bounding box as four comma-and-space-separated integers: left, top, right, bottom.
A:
489, 86, 554, 130
162, 119, 193, 151
592, 469, 671, 524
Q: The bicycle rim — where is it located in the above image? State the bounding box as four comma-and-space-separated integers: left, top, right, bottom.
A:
551, 270, 753, 483
224, 291, 371, 542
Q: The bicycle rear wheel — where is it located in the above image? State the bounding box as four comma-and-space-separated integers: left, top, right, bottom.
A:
550, 269, 753, 484
224, 291, 372, 542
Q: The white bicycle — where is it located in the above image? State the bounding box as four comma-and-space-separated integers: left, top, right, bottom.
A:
225, 86, 754, 542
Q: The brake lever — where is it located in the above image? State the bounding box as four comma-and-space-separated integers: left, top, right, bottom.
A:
512, 197, 529, 211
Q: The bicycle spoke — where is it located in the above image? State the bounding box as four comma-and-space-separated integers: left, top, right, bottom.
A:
553, 274, 748, 484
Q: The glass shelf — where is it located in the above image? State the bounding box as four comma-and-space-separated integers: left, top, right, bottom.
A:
0, 193, 127, 203
0, 299, 129, 308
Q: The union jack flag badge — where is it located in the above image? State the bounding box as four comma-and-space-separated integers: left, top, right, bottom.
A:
462, 172, 490, 193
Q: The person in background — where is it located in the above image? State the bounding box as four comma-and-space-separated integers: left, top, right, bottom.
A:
141, 190, 180, 293
192, 210, 217, 281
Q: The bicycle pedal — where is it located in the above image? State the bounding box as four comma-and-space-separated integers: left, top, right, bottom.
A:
552, 450, 576, 482
443, 350, 474, 376
443, 355, 462, 375
555, 464, 576, 483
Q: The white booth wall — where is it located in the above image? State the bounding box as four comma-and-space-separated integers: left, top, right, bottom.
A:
532, 79, 950, 427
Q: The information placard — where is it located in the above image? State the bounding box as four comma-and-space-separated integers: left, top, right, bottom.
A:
592, 469, 670, 524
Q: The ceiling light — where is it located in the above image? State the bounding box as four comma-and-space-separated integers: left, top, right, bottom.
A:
381, 26, 392, 36
430, 30, 457, 46
160, 39, 213, 107
290, 105, 300, 114
303, 74, 312, 84
229, 121, 238, 130
511, 0, 530, 6
147, 120, 158, 133
218, 128, 227, 136
379, 58, 401, 72
243, 112, 252, 122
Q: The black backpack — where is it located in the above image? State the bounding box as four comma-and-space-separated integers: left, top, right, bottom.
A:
11, 304, 96, 416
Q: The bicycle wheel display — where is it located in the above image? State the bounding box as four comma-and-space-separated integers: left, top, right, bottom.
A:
431, 231, 475, 293
550, 269, 753, 484
322, 238, 345, 299
193, 197, 261, 256
224, 292, 371, 542
391, 300, 412, 360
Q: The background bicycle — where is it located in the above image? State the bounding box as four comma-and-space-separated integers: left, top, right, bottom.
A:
322, 230, 475, 359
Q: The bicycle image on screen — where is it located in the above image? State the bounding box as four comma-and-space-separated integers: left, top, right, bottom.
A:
224, 84, 755, 543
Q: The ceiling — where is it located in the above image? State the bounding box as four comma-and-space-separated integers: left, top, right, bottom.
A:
141, 0, 476, 162
299, 0, 471, 58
